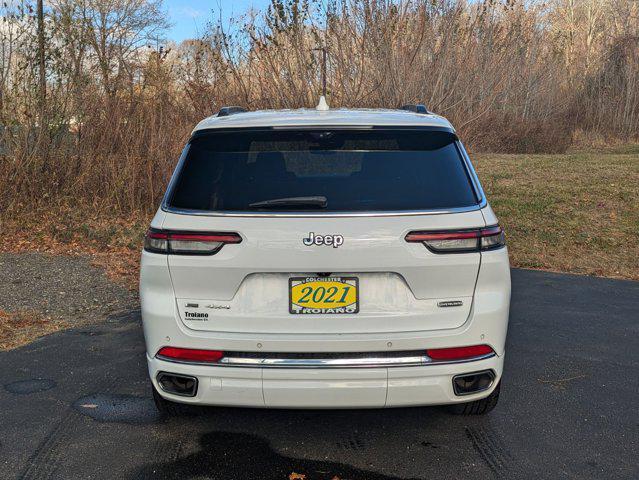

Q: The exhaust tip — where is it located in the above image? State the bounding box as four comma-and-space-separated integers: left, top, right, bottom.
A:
452, 370, 495, 396
157, 372, 198, 397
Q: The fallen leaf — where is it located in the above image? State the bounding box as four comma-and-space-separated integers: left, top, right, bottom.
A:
289, 473, 306, 480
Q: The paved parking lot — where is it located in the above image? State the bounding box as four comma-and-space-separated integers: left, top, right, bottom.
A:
1, 269, 637, 479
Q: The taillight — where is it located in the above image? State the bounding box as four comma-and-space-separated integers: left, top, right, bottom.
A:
405, 225, 505, 253
426, 345, 494, 361
156, 347, 224, 363
144, 229, 169, 253
144, 228, 241, 255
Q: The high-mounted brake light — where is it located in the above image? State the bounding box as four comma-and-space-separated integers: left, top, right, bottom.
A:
426, 345, 494, 361
144, 228, 242, 255
156, 347, 224, 363
405, 225, 505, 253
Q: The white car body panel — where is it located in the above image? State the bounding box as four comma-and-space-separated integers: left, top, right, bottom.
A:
140, 108, 511, 409
162, 211, 484, 334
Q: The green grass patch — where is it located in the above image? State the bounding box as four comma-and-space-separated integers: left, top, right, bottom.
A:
474, 149, 639, 280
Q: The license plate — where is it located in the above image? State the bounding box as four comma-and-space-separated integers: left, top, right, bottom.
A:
289, 276, 359, 314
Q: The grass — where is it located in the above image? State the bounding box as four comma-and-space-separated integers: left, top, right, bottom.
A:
474, 146, 639, 280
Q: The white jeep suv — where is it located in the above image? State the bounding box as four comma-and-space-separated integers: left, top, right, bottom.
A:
140, 104, 511, 415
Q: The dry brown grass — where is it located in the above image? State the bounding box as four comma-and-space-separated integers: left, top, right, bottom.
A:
474, 146, 639, 280
0, 203, 150, 290
0, 309, 69, 351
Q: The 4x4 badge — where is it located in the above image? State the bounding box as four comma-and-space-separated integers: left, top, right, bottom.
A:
205, 304, 230, 310
303, 232, 344, 248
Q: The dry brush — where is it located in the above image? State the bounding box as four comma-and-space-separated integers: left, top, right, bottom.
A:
0, 0, 637, 216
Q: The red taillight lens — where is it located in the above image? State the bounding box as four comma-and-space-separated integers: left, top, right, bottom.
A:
157, 347, 224, 363
426, 344, 494, 361
144, 229, 242, 255
405, 225, 505, 253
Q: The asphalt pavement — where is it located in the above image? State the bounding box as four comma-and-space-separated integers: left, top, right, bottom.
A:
1, 269, 637, 480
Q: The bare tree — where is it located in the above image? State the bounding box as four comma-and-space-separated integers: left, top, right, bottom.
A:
52, 0, 171, 98
0, 0, 638, 213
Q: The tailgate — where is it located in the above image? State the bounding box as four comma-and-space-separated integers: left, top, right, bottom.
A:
163, 210, 484, 334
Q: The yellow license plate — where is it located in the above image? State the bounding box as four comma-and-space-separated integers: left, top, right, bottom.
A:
289, 276, 359, 314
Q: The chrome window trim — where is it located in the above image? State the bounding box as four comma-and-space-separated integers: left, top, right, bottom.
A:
456, 140, 486, 204
161, 143, 190, 211
155, 352, 495, 368
161, 201, 487, 218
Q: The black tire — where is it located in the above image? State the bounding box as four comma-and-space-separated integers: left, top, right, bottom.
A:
152, 384, 190, 417
448, 381, 501, 415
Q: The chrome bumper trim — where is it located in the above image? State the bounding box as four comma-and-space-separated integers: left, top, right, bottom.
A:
155, 352, 496, 368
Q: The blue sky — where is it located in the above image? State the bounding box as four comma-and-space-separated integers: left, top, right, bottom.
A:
164, 0, 272, 42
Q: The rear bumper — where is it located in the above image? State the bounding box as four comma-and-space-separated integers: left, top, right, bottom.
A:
148, 353, 503, 408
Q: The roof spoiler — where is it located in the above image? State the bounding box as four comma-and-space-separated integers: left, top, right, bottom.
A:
217, 106, 248, 117
399, 104, 431, 114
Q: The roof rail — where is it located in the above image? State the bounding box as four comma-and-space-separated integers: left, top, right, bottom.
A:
217, 106, 248, 117
399, 104, 430, 114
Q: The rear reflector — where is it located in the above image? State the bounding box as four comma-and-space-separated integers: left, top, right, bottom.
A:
426, 345, 494, 361
144, 229, 241, 255
405, 225, 505, 253
157, 347, 224, 363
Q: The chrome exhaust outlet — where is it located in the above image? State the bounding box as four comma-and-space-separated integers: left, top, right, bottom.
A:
156, 372, 198, 397
452, 370, 495, 396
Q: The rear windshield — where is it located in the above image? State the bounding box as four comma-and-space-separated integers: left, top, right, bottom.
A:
167, 129, 478, 212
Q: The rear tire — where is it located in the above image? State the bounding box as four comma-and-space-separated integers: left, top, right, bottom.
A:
152, 384, 190, 416
448, 381, 500, 415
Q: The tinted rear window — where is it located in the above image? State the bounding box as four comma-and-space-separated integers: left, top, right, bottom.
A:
168, 129, 478, 212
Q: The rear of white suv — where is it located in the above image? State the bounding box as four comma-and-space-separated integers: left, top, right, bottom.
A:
140, 106, 510, 415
